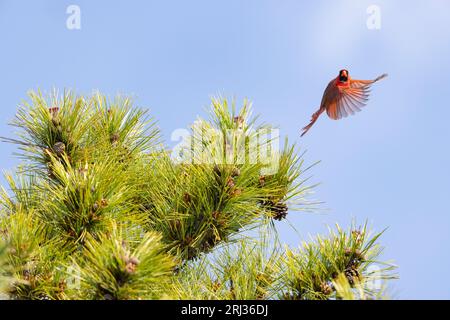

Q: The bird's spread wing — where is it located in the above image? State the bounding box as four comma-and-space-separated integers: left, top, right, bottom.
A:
331, 86, 370, 119
326, 74, 387, 120
351, 73, 388, 87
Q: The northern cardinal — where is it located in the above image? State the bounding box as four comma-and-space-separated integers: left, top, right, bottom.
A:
301, 70, 387, 137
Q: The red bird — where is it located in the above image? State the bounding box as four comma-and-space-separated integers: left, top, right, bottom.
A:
301, 70, 387, 137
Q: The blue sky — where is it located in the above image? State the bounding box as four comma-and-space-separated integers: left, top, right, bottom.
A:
1, 0, 449, 299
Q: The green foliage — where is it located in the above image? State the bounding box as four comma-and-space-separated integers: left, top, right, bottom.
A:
136, 97, 313, 261
0, 209, 65, 299
39, 155, 145, 244
170, 223, 396, 301
171, 234, 280, 300
67, 222, 176, 300
0, 240, 11, 296
279, 223, 397, 300
0, 90, 397, 300
8, 91, 90, 173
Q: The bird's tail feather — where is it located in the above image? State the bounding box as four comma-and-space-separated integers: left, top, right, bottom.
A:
301, 108, 323, 137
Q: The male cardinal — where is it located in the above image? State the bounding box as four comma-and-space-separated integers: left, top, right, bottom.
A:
300, 70, 387, 137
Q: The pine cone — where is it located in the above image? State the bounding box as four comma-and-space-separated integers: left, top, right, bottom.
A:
92, 200, 106, 212
231, 166, 241, 177
183, 192, 191, 203
58, 280, 66, 292
88, 211, 100, 222
230, 187, 243, 197
49, 107, 59, 116
110, 133, 120, 144
212, 280, 221, 292
320, 281, 334, 295
212, 211, 220, 219
125, 257, 139, 274
259, 175, 266, 187
344, 266, 360, 285
184, 236, 193, 246
233, 116, 244, 129
53, 142, 66, 155
352, 230, 363, 245
186, 246, 199, 260
226, 176, 235, 188
268, 201, 288, 221
201, 231, 218, 251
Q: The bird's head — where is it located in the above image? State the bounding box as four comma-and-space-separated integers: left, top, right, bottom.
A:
338, 69, 349, 82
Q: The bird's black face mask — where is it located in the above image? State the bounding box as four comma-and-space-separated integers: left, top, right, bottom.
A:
339, 70, 349, 82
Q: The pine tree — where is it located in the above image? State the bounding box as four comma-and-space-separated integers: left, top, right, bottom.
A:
0, 90, 396, 300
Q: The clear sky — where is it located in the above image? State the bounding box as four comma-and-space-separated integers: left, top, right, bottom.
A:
1, 0, 449, 299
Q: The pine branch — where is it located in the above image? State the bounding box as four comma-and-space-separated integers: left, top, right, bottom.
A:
0, 90, 397, 300
278, 223, 398, 300
67, 222, 176, 300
